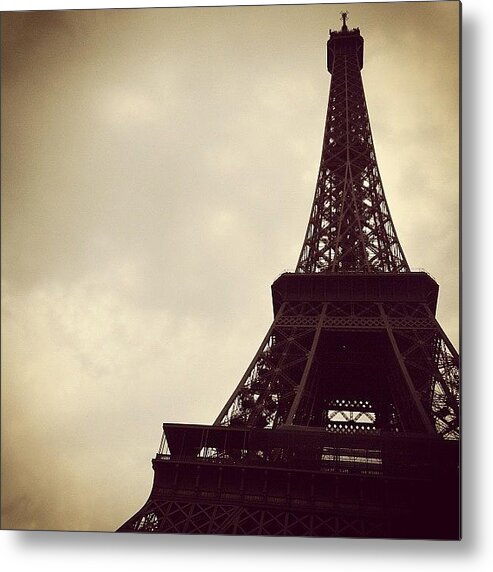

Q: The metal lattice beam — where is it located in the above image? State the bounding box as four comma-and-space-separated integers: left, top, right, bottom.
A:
296, 26, 409, 273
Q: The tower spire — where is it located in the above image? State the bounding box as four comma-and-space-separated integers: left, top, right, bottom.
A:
297, 20, 409, 273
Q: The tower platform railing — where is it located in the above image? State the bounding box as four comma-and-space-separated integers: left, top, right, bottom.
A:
155, 422, 458, 479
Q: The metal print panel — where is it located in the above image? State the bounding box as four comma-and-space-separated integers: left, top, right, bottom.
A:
1, 1, 460, 538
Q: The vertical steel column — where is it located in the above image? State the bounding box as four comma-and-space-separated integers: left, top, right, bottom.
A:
378, 303, 435, 434
285, 303, 328, 425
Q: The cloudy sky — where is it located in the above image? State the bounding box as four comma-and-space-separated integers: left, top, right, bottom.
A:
1, 1, 459, 532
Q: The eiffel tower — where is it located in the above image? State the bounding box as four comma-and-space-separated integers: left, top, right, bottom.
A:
118, 14, 460, 539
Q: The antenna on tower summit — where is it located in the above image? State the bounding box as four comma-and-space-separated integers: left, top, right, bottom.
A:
341, 11, 349, 31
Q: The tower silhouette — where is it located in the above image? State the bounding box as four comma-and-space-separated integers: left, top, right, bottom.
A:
118, 16, 460, 539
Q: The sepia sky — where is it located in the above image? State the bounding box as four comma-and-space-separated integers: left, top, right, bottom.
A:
1, 1, 459, 532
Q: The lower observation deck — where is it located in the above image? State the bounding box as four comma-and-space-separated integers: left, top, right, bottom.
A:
157, 422, 455, 477
118, 423, 459, 538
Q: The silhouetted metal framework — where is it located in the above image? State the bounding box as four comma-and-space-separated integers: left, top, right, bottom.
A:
297, 25, 409, 273
118, 16, 460, 539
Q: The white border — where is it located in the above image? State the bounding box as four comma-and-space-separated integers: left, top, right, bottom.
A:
2, 0, 492, 570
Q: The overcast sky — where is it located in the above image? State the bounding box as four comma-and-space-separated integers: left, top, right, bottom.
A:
1, 1, 459, 532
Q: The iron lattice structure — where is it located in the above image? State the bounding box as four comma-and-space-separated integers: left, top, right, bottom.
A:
118, 17, 460, 539
297, 23, 409, 273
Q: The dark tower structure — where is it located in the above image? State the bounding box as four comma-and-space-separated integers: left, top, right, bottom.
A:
118, 15, 460, 539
